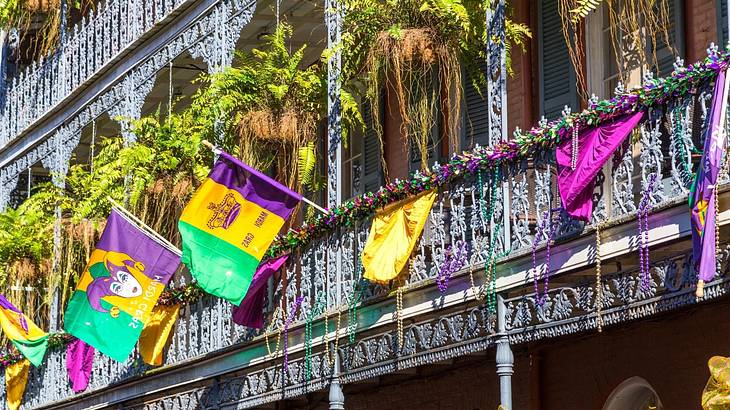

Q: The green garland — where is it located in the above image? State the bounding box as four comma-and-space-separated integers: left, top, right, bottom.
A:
2, 47, 728, 372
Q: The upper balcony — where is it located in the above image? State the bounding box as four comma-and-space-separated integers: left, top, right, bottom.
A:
0, 0, 192, 149
0, 0, 728, 409
3, 46, 730, 408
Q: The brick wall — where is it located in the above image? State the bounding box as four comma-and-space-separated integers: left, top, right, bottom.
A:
686, 0, 719, 63
295, 299, 729, 409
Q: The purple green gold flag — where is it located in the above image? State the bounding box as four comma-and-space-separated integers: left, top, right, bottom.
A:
63, 209, 180, 362
690, 68, 730, 285
0, 294, 48, 366
179, 150, 301, 305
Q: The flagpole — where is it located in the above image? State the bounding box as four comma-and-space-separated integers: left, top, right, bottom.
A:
200, 140, 329, 214
107, 196, 182, 256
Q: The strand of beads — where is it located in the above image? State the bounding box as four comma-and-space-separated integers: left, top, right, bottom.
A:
595, 222, 604, 333
638, 173, 657, 291
330, 308, 343, 369
716, 187, 721, 277
437, 241, 469, 293
468, 260, 481, 300
571, 124, 580, 170
481, 168, 502, 312
265, 303, 283, 358
532, 209, 555, 306
304, 293, 326, 380
485, 223, 501, 312
396, 286, 404, 352
283, 296, 303, 378
348, 279, 365, 344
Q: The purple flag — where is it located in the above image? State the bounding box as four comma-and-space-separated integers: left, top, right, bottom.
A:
557, 111, 645, 221
690, 68, 730, 287
232, 254, 289, 328
66, 339, 95, 393
63, 209, 181, 362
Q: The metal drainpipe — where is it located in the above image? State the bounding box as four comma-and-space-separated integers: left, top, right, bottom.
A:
496, 294, 514, 409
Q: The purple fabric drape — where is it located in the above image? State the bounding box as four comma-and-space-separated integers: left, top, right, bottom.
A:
66, 339, 95, 393
557, 111, 645, 221
232, 254, 289, 328
691, 68, 730, 283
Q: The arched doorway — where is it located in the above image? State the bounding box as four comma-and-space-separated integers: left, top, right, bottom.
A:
603, 377, 663, 410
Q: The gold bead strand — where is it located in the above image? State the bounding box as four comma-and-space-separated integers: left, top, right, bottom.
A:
716, 189, 721, 277
595, 223, 604, 333
396, 286, 404, 352
331, 308, 343, 371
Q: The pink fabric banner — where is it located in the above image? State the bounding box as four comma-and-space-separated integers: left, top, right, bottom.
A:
66, 339, 95, 393
557, 111, 645, 221
232, 254, 289, 328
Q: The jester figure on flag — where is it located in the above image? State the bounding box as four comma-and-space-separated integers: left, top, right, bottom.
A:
64, 209, 180, 362
691, 66, 730, 297
179, 148, 301, 305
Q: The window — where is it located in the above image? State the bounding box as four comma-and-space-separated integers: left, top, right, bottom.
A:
343, 99, 383, 199
718, 0, 729, 46
538, 0, 580, 119
603, 377, 664, 410
461, 62, 490, 150
586, 0, 684, 98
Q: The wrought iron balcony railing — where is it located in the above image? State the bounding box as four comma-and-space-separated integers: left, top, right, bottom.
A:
0, 0, 188, 148
0, 82, 720, 409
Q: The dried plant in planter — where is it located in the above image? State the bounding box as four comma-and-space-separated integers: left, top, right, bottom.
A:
1, 0, 94, 59
560, 0, 676, 99
342, 0, 530, 176
194, 23, 327, 193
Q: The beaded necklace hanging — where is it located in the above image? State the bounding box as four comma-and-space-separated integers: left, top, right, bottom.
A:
437, 242, 469, 293
477, 167, 503, 312
265, 302, 283, 357
531, 209, 556, 306
348, 277, 366, 344
323, 307, 343, 371
304, 293, 326, 381
571, 124, 580, 170
670, 101, 697, 185
283, 296, 303, 378
595, 222, 604, 332
396, 286, 404, 352
638, 173, 658, 291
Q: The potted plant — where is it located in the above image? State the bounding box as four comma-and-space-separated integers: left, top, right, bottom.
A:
341, 0, 530, 174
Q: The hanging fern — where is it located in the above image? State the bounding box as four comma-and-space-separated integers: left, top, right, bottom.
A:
297, 141, 317, 188
569, 0, 603, 23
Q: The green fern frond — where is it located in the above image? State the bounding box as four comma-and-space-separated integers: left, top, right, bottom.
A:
570, 0, 602, 23
298, 142, 317, 187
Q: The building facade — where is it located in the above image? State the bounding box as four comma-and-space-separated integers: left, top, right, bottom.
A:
0, 0, 729, 409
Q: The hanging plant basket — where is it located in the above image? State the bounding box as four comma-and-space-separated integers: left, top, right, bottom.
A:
238, 109, 316, 145
24, 0, 59, 14
373, 28, 441, 66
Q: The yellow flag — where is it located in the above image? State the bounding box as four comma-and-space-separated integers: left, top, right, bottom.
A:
362, 191, 437, 283
139, 304, 180, 366
703, 356, 730, 409
5, 359, 30, 410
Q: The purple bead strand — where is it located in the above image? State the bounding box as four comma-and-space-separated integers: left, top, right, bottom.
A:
283, 296, 304, 379
638, 173, 657, 291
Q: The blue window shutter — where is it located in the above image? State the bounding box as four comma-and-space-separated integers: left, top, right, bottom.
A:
362, 99, 383, 193
653, 0, 684, 77
462, 62, 490, 149
718, 0, 728, 46
538, 0, 579, 119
